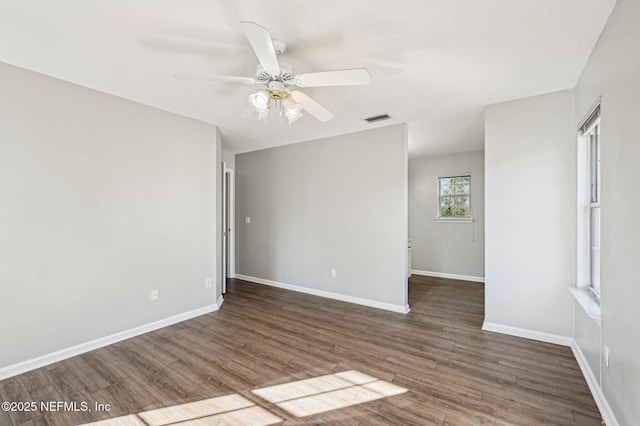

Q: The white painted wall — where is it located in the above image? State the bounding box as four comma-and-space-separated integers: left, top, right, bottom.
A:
222, 148, 236, 170
0, 62, 220, 369
409, 151, 484, 279
235, 124, 408, 310
574, 0, 640, 422
484, 89, 576, 338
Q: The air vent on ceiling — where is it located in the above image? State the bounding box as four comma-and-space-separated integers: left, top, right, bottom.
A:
363, 114, 392, 124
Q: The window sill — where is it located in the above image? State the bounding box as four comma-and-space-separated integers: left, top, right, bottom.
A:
569, 287, 601, 326
436, 218, 474, 223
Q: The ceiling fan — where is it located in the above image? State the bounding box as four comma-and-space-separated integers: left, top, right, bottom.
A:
174, 22, 371, 124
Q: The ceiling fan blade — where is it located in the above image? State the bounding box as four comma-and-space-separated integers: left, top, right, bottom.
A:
293, 68, 371, 87
290, 91, 335, 122
241, 21, 281, 76
173, 73, 257, 84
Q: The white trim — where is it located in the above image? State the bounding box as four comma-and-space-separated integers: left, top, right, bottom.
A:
0, 301, 223, 381
577, 115, 602, 304
577, 96, 601, 133
481, 321, 620, 425
221, 161, 228, 293
225, 167, 236, 279
411, 269, 485, 283
235, 274, 410, 314
571, 340, 620, 426
435, 218, 474, 223
576, 127, 590, 290
481, 321, 573, 346
569, 287, 602, 325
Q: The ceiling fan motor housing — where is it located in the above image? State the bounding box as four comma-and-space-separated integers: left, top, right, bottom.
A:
266, 81, 290, 99
271, 39, 287, 55
256, 61, 293, 83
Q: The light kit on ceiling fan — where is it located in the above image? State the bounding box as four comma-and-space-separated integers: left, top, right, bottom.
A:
248, 90, 270, 113
247, 80, 303, 124
174, 21, 371, 124
282, 95, 303, 124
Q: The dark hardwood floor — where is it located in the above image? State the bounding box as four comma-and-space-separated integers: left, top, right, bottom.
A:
0, 275, 602, 425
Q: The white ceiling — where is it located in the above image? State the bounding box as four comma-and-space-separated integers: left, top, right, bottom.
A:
0, 0, 615, 157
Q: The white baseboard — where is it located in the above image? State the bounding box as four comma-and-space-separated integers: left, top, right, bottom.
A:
571, 340, 619, 426
411, 269, 485, 283
481, 321, 573, 346
482, 322, 619, 424
0, 301, 223, 381
234, 274, 410, 314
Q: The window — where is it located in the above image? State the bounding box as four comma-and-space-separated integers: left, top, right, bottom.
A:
576, 100, 601, 306
438, 175, 471, 219
587, 119, 601, 300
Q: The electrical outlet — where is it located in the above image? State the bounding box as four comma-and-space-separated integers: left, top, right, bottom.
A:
330, 269, 336, 278
205, 278, 212, 288
150, 289, 159, 301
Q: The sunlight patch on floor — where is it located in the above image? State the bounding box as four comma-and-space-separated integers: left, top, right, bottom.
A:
82, 394, 281, 426
84, 415, 146, 426
83, 370, 406, 424
252, 370, 407, 417
138, 394, 253, 425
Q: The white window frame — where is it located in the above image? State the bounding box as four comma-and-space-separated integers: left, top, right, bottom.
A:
574, 100, 601, 322
436, 174, 473, 223
587, 120, 601, 301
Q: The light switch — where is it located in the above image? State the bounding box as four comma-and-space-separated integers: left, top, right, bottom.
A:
245, 216, 251, 224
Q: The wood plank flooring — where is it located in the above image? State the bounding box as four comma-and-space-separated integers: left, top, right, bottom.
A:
0, 275, 603, 425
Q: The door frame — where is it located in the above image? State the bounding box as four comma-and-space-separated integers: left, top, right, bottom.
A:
221, 165, 235, 294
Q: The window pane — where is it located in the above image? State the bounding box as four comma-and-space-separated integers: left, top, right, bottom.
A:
455, 176, 470, 186
453, 206, 470, 217
439, 178, 453, 195
452, 196, 470, 217
454, 183, 470, 195
454, 196, 469, 207
590, 134, 597, 202
591, 207, 601, 293
440, 178, 454, 185
440, 197, 453, 216
441, 206, 453, 217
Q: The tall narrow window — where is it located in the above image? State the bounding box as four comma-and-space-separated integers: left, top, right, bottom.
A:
587, 120, 601, 299
438, 175, 471, 219
577, 100, 601, 304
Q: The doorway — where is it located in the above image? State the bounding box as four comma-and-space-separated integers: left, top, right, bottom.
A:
221, 165, 234, 294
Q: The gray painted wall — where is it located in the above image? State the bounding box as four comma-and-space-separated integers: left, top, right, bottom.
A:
0, 62, 220, 368
574, 0, 640, 422
235, 124, 408, 309
484, 89, 576, 338
409, 151, 484, 278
